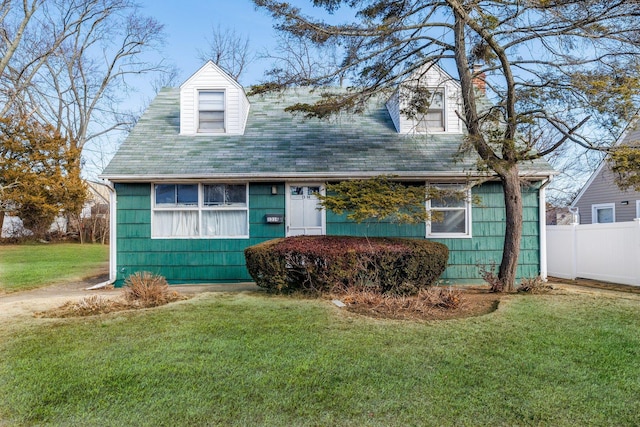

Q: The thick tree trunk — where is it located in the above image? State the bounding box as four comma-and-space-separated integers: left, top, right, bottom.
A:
498, 165, 523, 292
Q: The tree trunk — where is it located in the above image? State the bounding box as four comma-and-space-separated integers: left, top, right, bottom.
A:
498, 165, 523, 292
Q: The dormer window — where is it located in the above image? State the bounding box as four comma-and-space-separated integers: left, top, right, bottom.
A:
198, 90, 225, 133
415, 90, 444, 132
180, 62, 250, 135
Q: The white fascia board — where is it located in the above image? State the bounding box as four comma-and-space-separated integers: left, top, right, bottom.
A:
180, 60, 244, 92
100, 171, 554, 183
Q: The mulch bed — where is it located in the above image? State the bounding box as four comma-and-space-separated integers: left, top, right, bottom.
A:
334, 286, 502, 321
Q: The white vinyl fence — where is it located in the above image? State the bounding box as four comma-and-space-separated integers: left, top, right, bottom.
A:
546, 220, 640, 286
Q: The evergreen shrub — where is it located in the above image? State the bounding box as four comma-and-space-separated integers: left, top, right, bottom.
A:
244, 236, 449, 294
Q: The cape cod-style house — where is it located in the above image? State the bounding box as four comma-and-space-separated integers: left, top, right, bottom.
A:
100, 61, 555, 286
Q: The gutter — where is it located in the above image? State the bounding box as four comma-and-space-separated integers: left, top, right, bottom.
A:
100, 170, 557, 183
538, 175, 553, 281
86, 180, 117, 290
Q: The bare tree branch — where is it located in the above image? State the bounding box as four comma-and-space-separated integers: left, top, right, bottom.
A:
253, 0, 640, 290
197, 25, 253, 81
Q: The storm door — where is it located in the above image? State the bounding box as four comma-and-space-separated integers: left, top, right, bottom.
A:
286, 184, 325, 236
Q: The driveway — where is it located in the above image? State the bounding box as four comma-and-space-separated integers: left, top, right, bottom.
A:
0, 272, 260, 321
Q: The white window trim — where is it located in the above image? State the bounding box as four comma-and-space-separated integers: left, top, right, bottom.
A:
197, 89, 226, 134
426, 184, 472, 238
151, 183, 249, 239
591, 203, 615, 224
636, 200, 640, 220
412, 87, 447, 134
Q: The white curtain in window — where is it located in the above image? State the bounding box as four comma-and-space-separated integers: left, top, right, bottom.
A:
154, 211, 199, 237
202, 210, 247, 236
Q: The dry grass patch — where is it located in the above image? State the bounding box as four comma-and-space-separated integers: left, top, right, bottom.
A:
36, 272, 185, 318
35, 295, 129, 318
517, 276, 554, 294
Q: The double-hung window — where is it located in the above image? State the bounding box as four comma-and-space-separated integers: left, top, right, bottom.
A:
416, 90, 445, 132
152, 183, 248, 238
427, 184, 471, 237
198, 91, 225, 132
201, 184, 247, 237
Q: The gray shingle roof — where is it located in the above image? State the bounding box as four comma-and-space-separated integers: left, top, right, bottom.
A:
101, 87, 554, 181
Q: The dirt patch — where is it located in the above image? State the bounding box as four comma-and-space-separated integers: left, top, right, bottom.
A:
548, 276, 640, 294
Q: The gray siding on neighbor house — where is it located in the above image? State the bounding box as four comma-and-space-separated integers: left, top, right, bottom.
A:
573, 164, 640, 224
573, 125, 640, 224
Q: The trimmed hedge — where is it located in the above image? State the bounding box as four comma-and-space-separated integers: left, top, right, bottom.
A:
244, 236, 449, 294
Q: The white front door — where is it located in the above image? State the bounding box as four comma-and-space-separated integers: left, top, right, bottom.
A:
287, 184, 325, 236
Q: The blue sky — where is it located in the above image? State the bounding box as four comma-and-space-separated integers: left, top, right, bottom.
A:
138, 0, 275, 86
136, 0, 351, 87
86, 1, 354, 177
94, 1, 593, 197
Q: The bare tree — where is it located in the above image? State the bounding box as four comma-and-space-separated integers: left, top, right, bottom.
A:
253, 0, 640, 291
197, 25, 253, 81
260, 32, 343, 86
1, 0, 170, 226
26, 1, 166, 152
0, 0, 40, 79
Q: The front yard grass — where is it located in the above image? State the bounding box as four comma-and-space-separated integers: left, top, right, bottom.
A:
0, 243, 109, 292
1, 291, 639, 426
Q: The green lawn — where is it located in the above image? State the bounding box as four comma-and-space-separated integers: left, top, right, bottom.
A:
1, 291, 639, 426
0, 243, 109, 292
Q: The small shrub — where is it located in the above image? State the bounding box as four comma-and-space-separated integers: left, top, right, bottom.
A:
517, 276, 553, 294
123, 271, 180, 307
245, 236, 449, 295
420, 286, 462, 309
478, 262, 503, 293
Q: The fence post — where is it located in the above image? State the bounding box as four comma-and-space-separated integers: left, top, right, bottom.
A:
570, 222, 578, 280
635, 219, 640, 286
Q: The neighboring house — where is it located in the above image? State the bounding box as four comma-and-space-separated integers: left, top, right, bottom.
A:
82, 181, 110, 219
1, 180, 110, 239
571, 118, 640, 224
100, 61, 555, 286
546, 203, 574, 226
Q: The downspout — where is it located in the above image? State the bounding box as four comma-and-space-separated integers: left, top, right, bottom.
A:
86, 180, 117, 290
538, 176, 552, 281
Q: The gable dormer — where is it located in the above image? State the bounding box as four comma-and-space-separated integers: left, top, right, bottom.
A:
386, 63, 463, 134
179, 61, 250, 135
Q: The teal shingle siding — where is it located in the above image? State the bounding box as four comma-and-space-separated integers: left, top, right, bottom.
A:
115, 183, 286, 284
114, 181, 542, 285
